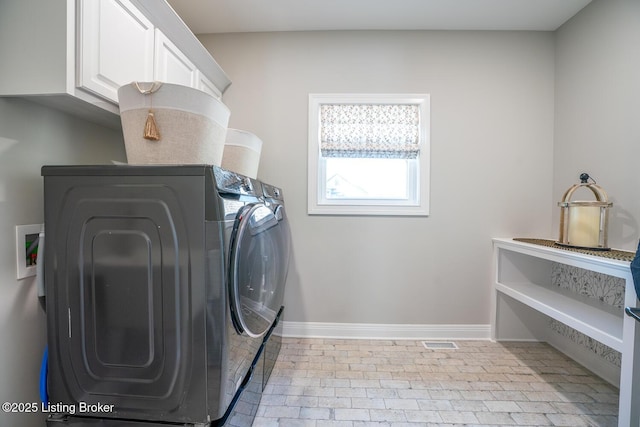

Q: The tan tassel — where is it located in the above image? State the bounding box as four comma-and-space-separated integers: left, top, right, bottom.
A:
133, 81, 163, 141
143, 111, 160, 141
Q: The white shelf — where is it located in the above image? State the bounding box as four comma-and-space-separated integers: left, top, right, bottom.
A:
495, 281, 623, 351
493, 237, 632, 278
491, 237, 640, 427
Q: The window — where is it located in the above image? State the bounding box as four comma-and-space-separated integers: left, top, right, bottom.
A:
308, 94, 430, 216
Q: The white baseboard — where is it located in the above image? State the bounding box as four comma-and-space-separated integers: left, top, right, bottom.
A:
280, 321, 491, 340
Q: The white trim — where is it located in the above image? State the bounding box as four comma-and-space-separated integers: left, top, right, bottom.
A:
308, 93, 431, 216
281, 321, 491, 340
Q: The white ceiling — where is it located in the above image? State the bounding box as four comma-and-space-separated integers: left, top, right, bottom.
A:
166, 0, 592, 35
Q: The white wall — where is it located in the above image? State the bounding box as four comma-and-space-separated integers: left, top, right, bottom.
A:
200, 30, 556, 326
554, 0, 640, 251
0, 98, 125, 426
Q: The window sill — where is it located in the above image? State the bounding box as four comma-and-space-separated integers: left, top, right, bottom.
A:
308, 203, 429, 216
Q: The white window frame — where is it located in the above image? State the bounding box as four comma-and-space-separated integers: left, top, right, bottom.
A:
308, 93, 430, 216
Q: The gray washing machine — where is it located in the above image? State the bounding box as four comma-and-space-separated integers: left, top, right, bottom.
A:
41, 165, 291, 426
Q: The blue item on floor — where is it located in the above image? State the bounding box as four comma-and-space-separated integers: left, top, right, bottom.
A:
40, 346, 48, 406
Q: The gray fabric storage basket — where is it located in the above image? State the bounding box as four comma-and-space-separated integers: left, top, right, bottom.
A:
118, 82, 230, 165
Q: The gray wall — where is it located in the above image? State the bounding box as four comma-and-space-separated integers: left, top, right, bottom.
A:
554, 0, 640, 251
200, 30, 556, 325
0, 98, 125, 426
1, 0, 637, 425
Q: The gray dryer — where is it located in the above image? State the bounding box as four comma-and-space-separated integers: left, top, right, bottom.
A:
41, 165, 291, 426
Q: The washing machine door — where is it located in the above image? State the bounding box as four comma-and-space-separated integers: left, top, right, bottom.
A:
229, 203, 289, 337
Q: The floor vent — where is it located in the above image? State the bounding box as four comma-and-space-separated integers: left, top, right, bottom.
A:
422, 341, 458, 350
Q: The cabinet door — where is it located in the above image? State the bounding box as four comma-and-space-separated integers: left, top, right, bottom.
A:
78, 0, 155, 103
154, 30, 197, 88
196, 71, 222, 99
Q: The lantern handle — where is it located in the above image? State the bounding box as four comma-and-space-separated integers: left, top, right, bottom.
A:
560, 173, 609, 203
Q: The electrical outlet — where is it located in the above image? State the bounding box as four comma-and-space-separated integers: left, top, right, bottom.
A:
16, 224, 43, 280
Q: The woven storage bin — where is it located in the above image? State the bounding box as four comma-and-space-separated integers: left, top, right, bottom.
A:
118, 82, 230, 165
222, 128, 263, 178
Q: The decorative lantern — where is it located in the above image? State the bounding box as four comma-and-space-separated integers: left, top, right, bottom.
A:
557, 173, 612, 250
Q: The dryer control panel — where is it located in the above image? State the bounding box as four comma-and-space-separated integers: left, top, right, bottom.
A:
214, 166, 261, 199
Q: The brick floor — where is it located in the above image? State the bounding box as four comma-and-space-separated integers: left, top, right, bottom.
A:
252, 338, 619, 426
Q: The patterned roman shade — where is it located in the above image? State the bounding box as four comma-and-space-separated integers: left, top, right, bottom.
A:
320, 104, 420, 159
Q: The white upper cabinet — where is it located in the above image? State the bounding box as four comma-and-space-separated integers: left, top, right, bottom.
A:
197, 72, 223, 99
153, 30, 198, 88
0, 0, 231, 127
79, 0, 155, 102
